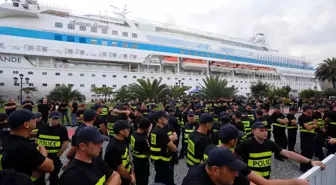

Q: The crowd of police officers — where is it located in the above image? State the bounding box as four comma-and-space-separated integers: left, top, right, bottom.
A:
1, 97, 336, 185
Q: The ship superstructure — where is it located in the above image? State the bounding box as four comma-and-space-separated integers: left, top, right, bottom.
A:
0, 0, 319, 100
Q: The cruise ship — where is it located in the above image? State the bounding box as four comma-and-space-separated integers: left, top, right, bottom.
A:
0, 0, 320, 101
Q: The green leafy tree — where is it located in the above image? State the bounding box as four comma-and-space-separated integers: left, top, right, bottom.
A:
21, 87, 38, 96
315, 57, 336, 89
198, 76, 236, 99
128, 78, 168, 102
282, 85, 292, 97
169, 85, 191, 99
250, 80, 272, 98
48, 84, 84, 102
323, 88, 336, 99
299, 89, 321, 99
114, 85, 132, 102
91, 87, 113, 101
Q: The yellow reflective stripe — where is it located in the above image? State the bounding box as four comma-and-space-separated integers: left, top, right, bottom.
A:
300, 127, 315, 133
185, 129, 194, 133
272, 123, 286, 127
107, 122, 114, 129
37, 139, 61, 147
150, 147, 161, 152
32, 129, 38, 132
330, 122, 336, 125
287, 126, 298, 129
95, 175, 106, 185
31, 177, 38, 181
203, 154, 208, 161
167, 131, 172, 136
248, 158, 271, 168
242, 121, 250, 128
187, 138, 195, 155
214, 118, 219, 121
187, 153, 201, 163
249, 151, 272, 158
253, 171, 270, 177
150, 155, 171, 161
0, 154, 2, 170
47, 149, 59, 153
39, 134, 60, 140
248, 115, 255, 120
132, 153, 149, 158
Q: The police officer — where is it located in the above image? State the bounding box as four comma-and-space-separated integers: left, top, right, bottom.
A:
287, 107, 298, 152
298, 105, 319, 172
325, 105, 336, 155
1, 110, 54, 183
91, 104, 108, 136
204, 124, 312, 185
100, 101, 109, 121
105, 120, 135, 185
35, 111, 69, 185
130, 118, 151, 185
150, 111, 177, 185
59, 127, 121, 185
180, 111, 199, 159
312, 104, 326, 160
255, 110, 271, 139
0, 113, 10, 147
183, 147, 247, 185
75, 104, 86, 125
66, 109, 97, 160
270, 105, 288, 161
234, 122, 325, 179
231, 111, 245, 133
186, 113, 213, 167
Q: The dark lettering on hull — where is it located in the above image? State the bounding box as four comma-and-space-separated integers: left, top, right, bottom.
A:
0, 56, 21, 63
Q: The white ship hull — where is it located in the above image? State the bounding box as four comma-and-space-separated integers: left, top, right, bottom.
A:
0, 0, 320, 101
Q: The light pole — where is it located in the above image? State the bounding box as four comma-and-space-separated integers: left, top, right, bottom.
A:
13, 73, 30, 103
175, 80, 184, 87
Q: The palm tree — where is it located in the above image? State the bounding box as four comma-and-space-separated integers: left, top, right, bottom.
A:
114, 85, 132, 102
315, 57, 336, 89
169, 85, 191, 99
250, 80, 272, 98
198, 76, 236, 99
21, 87, 38, 97
47, 84, 84, 102
91, 87, 113, 101
128, 78, 168, 102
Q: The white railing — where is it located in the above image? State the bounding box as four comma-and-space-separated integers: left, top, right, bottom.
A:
299, 154, 336, 185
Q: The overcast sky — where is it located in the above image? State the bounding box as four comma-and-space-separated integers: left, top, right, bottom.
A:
2, 0, 335, 67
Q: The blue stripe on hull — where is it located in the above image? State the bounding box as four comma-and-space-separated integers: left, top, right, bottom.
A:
0, 26, 312, 71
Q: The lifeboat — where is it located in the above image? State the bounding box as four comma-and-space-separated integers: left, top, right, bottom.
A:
210, 61, 234, 72
161, 56, 179, 66
255, 66, 276, 74
181, 58, 208, 70
235, 64, 254, 74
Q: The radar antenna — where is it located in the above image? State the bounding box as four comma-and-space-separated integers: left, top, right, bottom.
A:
110, 4, 131, 17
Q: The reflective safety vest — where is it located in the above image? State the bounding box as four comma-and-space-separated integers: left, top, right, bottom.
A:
247, 114, 255, 121
242, 120, 251, 139
203, 147, 233, 161
150, 130, 172, 162
186, 138, 201, 167
100, 107, 108, 116
317, 118, 324, 127
195, 115, 200, 122
248, 151, 272, 179
107, 122, 115, 137
37, 134, 61, 154
184, 124, 196, 143
300, 121, 315, 134
121, 147, 132, 173
178, 119, 184, 129
130, 135, 149, 159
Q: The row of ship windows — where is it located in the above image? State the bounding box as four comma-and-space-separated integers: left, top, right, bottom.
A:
9, 70, 200, 81
55, 22, 138, 38
0, 82, 312, 89
4, 70, 313, 87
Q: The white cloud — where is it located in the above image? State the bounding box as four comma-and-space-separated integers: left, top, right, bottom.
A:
1, 0, 335, 66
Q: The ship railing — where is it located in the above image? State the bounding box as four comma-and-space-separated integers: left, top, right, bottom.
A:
299, 154, 336, 185
132, 17, 251, 44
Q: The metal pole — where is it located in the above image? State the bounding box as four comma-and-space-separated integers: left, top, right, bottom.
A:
20, 78, 23, 103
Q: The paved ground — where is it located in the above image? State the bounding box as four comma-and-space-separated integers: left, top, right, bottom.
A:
58, 113, 324, 185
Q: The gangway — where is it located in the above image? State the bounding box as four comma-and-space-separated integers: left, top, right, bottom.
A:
299, 154, 336, 185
